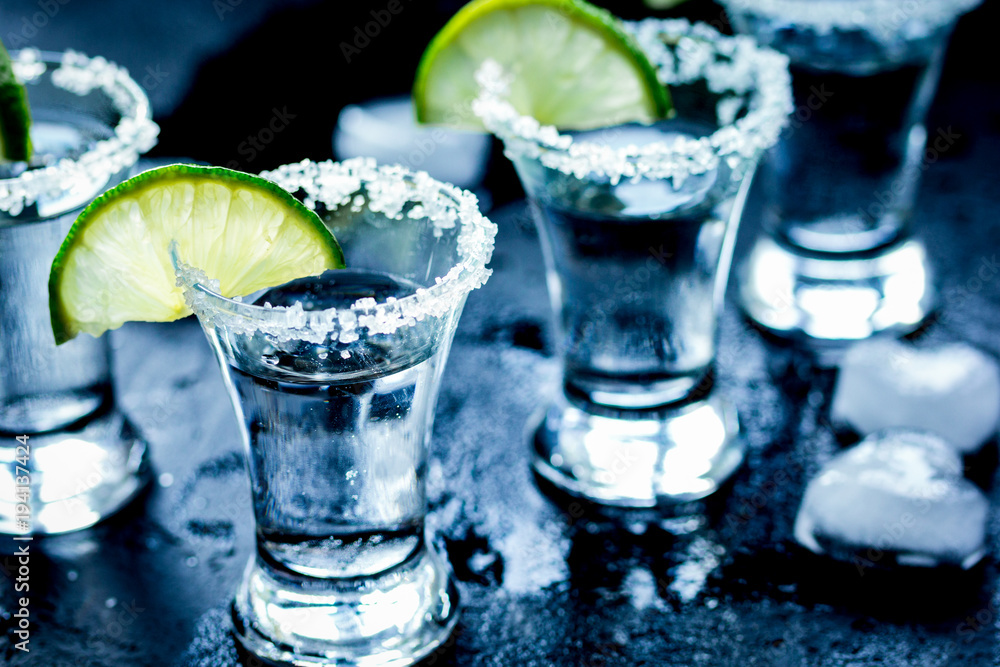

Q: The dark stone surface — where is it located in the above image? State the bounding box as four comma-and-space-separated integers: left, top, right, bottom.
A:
1, 1, 999, 665
5, 151, 1000, 663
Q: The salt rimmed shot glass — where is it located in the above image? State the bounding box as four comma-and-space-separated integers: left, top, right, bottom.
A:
0, 49, 159, 534
723, 0, 983, 346
473, 19, 792, 507
174, 159, 496, 667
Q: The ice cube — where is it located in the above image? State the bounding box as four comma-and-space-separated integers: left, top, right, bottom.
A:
831, 338, 1000, 453
794, 430, 988, 569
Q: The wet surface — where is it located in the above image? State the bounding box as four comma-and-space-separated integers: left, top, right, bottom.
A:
3, 79, 1000, 667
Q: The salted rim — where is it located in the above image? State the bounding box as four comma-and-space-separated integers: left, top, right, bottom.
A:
471, 19, 793, 186
175, 158, 497, 344
720, 0, 982, 35
0, 49, 160, 216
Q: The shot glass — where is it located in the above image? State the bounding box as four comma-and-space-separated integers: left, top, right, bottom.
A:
724, 0, 982, 344
0, 50, 159, 534
175, 159, 496, 666
473, 20, 792, 506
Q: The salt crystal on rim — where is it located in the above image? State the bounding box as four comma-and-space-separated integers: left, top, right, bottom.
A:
0, 49, 159, 215
472, 19, 792, 187
174, 158, 496, 345
721, 0, 982, 38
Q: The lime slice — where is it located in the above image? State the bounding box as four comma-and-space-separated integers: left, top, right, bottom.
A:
49, 164, 345, 344
413, 0, 671, 131
0, 39, 32, 162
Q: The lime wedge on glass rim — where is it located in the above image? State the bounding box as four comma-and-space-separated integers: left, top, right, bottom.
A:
48, 164, 345, 345
0, 38, 33, 161
413, 0, 672, 130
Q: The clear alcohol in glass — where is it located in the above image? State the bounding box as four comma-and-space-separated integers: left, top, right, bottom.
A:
530, 124, 730, 410
234, 271, 441, 580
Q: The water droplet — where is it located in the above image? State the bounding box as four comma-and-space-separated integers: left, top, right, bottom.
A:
625, 520, 647, 536
67, 570, 78, 582
340, 350, 351, 359
185, 556, 199, 568
345, 470, 358, 480
105, 597, 117, 608
158, 473, 174, 488
263, 355, 279, 366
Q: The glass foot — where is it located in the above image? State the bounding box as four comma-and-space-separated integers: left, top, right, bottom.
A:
232, 542, 459, 667
739, 235, 935, 345
531, 393, 744, 507
0, 409, 149, 535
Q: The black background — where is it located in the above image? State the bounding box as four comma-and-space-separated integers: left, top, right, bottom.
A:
2, 1, 1000, 665
2, 0, 993, 205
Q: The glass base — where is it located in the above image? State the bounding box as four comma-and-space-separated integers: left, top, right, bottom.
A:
232, 542, 459, 667
739, 235, 935, 345
566, 370, 705, 410
531, 392, 744, 507
0, 409, 149, 535
0, 383, 111, 434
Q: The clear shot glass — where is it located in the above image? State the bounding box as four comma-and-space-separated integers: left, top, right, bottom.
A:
724, 0, 982, 345
0, 49, 159, 534
175, 159, 496, 666
473, 19, 793, 507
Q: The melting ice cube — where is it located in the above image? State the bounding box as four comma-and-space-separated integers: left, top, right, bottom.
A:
831, 338, 1000, 453
794, 430, 988, 569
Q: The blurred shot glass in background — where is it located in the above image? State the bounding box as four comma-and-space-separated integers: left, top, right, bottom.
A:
725, 0, 983, 347
334, 95, 491, 193
0, 50, 158, 534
